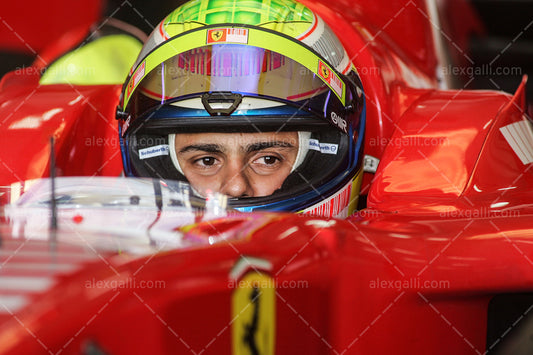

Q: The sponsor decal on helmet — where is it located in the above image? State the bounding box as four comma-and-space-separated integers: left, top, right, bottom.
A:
302, 181, 351, 217
207, 28, 249, 44
330, 111, 347, 132
308, 139, 338, 155
318, 60, 343, 99
301, 170, 362, 217
121, 115, 131, 133
127, 60, 146, 97
138, 144, 169, 159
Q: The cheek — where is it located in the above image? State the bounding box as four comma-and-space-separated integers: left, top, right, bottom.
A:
182, 172, 221, 195
249, 166, 293, 196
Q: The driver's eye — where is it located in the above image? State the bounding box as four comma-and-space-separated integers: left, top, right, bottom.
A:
263, 156, 278, 165
201, 157, 216, 166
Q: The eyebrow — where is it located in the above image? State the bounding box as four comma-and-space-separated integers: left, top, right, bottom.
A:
179, 144, 223, 154
178, 141, 295, 154
245, 141, 295, 153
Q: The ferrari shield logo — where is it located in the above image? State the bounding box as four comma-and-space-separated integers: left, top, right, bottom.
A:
318, 60, 331, 81
232, 272, 275, 355
318, 60, 344, 101
126, 79, 134, 97
321, 65, 330, 80
207, 28, 249, 44
126, 61, 146, 100
210, 30, 225, 42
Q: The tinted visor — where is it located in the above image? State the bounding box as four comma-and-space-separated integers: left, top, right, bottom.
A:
127, 43, 339, 123
143, 44, 327, 101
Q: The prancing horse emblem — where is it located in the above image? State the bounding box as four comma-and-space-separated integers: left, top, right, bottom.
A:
321, 66, 330, 79
231, 271, 275, 355
243, 286, 260, 355
211, 30, 224, 41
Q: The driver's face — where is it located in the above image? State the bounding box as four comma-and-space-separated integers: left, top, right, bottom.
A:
174, 132, 299, 197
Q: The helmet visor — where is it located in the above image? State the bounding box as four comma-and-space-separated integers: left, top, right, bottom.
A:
127, 43, 334, 120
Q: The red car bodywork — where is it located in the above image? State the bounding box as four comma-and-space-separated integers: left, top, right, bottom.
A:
0, 0, 532, 354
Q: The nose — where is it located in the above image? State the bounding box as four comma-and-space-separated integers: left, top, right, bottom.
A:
220, 162, 252, 197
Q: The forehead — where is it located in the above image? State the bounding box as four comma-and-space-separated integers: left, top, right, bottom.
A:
174, 131, 299, 147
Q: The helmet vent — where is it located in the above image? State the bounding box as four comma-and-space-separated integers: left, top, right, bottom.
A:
201, 92, 242, 116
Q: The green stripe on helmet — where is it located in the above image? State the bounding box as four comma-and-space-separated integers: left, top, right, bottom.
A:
163, 0, 315, 39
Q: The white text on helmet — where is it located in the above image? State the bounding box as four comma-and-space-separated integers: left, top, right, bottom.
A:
331, 111, 347, 132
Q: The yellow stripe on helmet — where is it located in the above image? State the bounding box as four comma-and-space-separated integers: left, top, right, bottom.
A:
123, 26, 346, 108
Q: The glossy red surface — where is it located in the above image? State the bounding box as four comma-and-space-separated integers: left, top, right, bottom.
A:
0, 0, 103, 53
0, 0, 531, 354
0, 76, 123, 183
1, 209, 533, 354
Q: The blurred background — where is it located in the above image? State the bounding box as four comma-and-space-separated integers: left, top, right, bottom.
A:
0, 0, 532, 103
469, 0, 533, 102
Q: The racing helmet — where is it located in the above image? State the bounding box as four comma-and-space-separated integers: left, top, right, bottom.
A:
116, 0, 365, 217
